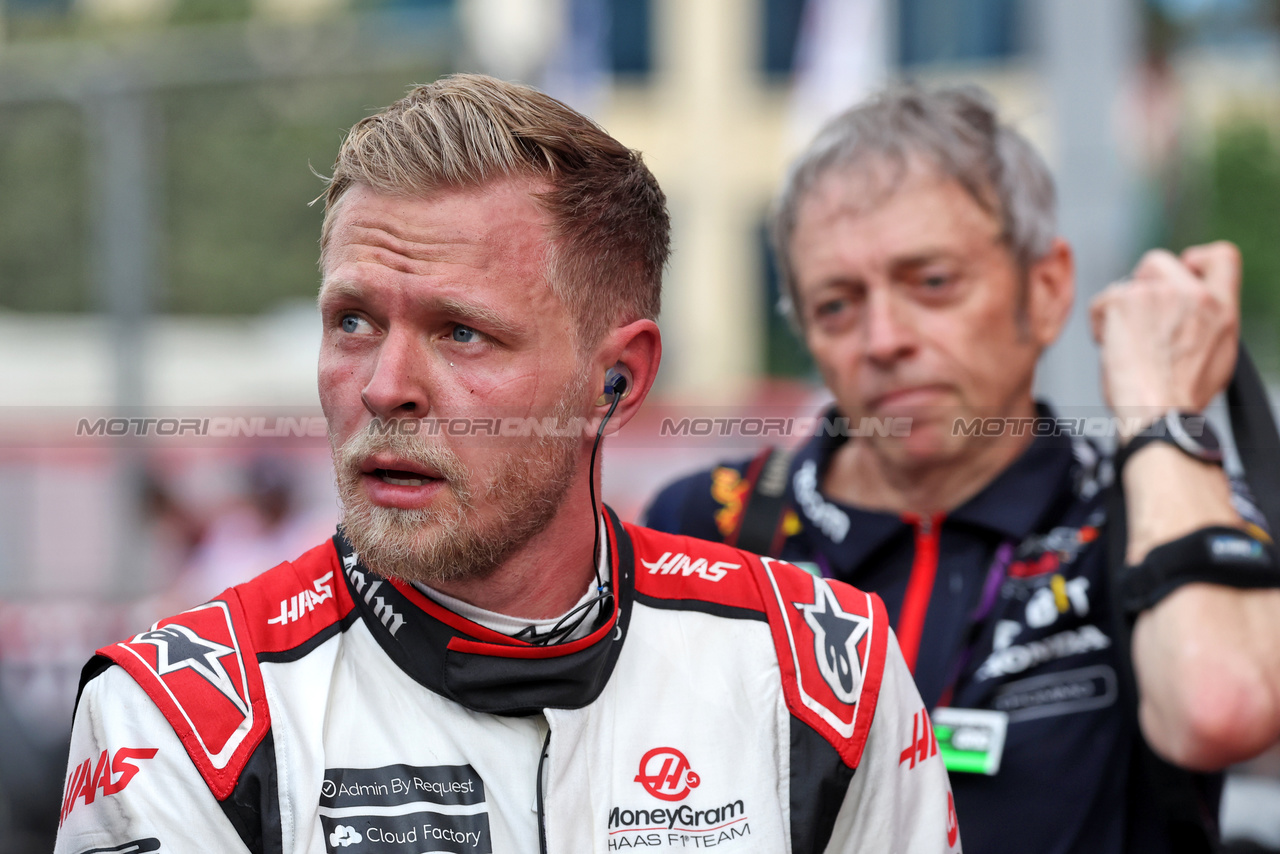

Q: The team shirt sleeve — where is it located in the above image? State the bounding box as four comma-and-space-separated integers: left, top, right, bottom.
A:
640, 471, 708, 535
53, 665, 249, 854
825, 628, 961, 854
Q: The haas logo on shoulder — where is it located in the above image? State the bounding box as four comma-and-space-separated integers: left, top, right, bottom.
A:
795, 576, 870, 704
635, 747, 701, 801
641, 551, 741, 583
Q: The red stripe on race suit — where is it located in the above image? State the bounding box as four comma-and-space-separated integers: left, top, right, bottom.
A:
628, 524, 770, 613
98, 540, 349, 802
896, 513, 944, 674
243, 541, 354, 654
411, 514, 629, 656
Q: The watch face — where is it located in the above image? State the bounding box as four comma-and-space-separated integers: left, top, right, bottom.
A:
1167, 412, 1225, 462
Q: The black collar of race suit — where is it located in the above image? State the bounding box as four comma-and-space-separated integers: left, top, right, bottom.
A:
788, 402, 1084, 570
332, 506, 634, 716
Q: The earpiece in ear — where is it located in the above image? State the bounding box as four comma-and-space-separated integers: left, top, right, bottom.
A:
606, 367, 629, 396
596, 365, 632, 406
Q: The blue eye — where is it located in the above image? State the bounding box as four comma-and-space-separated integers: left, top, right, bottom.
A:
452, 325, 479, 343
815, 298, 846, 317
340, 314, 376, 335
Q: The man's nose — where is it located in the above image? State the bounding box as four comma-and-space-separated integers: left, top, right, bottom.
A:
864, 290, 918, 365
360, 328, 431, 419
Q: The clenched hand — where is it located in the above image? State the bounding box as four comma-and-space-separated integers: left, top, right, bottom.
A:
1089, 241, 1240, 436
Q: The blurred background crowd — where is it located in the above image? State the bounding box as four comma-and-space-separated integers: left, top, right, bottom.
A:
2, 0, 1280, 850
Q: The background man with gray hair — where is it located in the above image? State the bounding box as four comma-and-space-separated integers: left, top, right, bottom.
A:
54, 75, 958, 853
645, 85, 1280, 853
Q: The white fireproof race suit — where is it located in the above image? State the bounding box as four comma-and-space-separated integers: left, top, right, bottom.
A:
55, 510, 960, 854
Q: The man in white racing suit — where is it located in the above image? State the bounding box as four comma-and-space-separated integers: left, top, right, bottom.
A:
54, 73, 958, 854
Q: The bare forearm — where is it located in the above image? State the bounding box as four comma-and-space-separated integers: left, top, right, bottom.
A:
1088, 241, 1280, 767
1121, 444, 1239, 566
1123, 444, 1280, 766
1133, 584, 1280, 769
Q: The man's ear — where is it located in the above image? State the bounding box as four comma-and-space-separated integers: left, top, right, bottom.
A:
593, 320, 661, 434
1025, 238, 1075, 348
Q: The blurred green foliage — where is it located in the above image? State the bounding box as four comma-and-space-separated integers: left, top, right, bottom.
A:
0, 0, 453, 315
1201, 123, 1280, 322
759, 220, 815, 379
0, 102, 89, 311
1167, 120, 1280, 362
159, 74, 418, 314
0, 70, 440, 315
170, 0, 254, 26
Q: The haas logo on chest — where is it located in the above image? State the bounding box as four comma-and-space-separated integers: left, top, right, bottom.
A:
634, 747, 701, 801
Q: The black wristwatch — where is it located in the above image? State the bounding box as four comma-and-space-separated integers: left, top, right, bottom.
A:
1115, 410, 1224, 474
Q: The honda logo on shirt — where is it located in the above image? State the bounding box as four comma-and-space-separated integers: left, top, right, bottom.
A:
634, 748, 701, 801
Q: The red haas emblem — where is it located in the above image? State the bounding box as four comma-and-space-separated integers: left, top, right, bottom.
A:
947, 792, 959, 847
635, 747, 701, 801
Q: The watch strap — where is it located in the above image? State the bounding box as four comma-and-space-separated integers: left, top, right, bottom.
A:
1114, 412, 1222, 475
1119, 525, 1280, 615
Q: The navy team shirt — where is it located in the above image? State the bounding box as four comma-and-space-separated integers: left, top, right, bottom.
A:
643, 408, 1227, 854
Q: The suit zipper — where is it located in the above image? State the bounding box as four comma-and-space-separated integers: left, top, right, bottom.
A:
897, 512, 944, 673
537, 728, 551, 854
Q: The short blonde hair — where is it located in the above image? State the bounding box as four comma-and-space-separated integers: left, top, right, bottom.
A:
322, 74, 669, 346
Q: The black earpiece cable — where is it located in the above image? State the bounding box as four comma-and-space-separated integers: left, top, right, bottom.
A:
514, 374, 623, 646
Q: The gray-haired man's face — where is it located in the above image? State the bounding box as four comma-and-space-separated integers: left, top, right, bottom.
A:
789, 163, 1061, 468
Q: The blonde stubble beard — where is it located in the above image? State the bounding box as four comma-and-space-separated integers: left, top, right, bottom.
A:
331, 373, 591, 585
